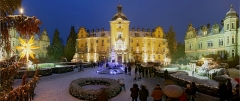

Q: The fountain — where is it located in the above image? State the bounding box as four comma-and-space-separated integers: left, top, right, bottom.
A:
197, 60, 209, 76
96, 47, 124, 74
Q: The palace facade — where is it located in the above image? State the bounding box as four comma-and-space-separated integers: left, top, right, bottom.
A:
75, 4, 168, 63
0, 27, 50, 59
185, 5, 239, 61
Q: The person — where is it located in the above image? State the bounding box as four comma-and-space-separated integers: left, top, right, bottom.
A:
226, 79, 233, 101
128, 66, 132, 75
145, 68, 149, 77
179, 92, 187, 101
118, 78, 126, 91
139, 85, 149, 101
98, 88, 108, 101
232, 84, 240, 101
185, 84, 191, 101
151, 84, 163, 101
130, 84, 139, 101
217, 82, 227, 101
135, 66, 138, 74
190, 82, 197, 101
125, 66, 128, 75
78, 64, 81, 72
164, 69, 168, 80
142, 67, 145, 77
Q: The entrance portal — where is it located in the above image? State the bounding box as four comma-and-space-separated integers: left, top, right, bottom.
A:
99, 56, 105, 62
118, 56, 122, 64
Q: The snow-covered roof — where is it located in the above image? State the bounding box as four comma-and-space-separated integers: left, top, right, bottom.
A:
226, 5, 238, 17
129, 31, 152, 37
219, 27, 225, 34
89, 31, 110, 37
197, 29, 202, 36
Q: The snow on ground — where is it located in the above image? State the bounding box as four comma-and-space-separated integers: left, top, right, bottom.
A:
13, 66, 220, 101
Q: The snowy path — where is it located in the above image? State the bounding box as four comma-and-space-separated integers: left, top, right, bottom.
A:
14, 66, 219, 101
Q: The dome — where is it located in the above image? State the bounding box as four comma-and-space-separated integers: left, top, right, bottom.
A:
226, 5, 238, 18
112, 4, 128, 20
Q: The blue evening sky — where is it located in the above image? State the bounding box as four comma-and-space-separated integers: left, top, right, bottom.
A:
21, 0, 239, 44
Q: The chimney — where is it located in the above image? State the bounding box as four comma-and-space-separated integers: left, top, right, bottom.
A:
132, 27, 135, 31
207, 23, 210, 29
147, 29, 150, 32
87, 30, 90, 33
102, 28, 104, 31
137, 28, 140, 31
142, 28, 145, 32
97, 28, 99, 32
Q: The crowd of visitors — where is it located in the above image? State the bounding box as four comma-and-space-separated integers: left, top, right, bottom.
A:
217, 79, 240, 101
77, 62, 239, 101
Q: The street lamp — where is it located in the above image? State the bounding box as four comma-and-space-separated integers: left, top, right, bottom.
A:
19, 8, 24, 14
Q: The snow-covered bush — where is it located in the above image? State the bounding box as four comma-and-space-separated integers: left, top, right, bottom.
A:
69, 77, 121, 100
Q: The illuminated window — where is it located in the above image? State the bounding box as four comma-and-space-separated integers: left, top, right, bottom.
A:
207, 41, 213, 47
219, 39, 223, 46
198, 42, 202, 49
232, 50, 235, 57
227, 36, 229, 44
232, 35, 235, 44
189, 43, 192, 49
118, 22, 121, 28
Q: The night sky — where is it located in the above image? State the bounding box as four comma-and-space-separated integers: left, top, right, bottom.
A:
21, 0, 239, 44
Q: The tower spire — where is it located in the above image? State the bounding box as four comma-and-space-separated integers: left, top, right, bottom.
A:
117, 4, 122, 13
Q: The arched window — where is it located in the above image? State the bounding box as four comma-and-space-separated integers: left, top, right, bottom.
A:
232, 50, 235, 57
232, 35, 235, 44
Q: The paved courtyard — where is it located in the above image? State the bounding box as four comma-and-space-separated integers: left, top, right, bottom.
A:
14, 65, 219, 101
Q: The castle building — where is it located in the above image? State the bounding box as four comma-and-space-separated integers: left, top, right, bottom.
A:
0, 27, 50, 59
76, 4, 168, 63
184, 5, 239, 61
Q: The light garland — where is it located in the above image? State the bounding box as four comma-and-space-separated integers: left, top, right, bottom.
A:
0, 57, 40, 101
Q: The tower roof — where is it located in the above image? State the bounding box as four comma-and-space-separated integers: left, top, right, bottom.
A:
226, 5, 238, 18
112, 4, 128, 20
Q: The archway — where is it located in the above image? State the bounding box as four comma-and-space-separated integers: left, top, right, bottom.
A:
118, 56, 122, 64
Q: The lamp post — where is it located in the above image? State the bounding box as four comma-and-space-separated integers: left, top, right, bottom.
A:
19, 8, 24, 15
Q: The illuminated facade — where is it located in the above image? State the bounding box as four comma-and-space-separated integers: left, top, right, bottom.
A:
185, 5, 239, 60
76, 4, 168, 63
1, 28, 50, 58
